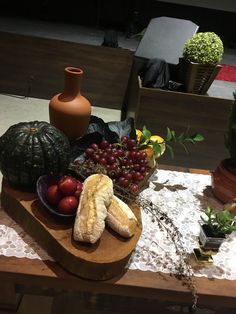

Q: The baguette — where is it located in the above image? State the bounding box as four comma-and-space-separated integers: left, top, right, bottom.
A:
106, 195, 137, 238
73, 174, 113, 244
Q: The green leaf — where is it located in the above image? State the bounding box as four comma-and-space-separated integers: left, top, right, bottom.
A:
179, 142, 189, 154
176, 131, 185, 141
217, 210, 232, 226
184, 138, 196, 144
171, 130, 176, 141
142, 126, 152, 140
151, 141, 162, 155
200, 215, 208, 225
166, 144, 174, 159
192, 133, 205, 142
166, 127, 173, 141
201, 207, 236, 235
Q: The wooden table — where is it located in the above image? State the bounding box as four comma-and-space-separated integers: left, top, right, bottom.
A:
1, 165, 236, 314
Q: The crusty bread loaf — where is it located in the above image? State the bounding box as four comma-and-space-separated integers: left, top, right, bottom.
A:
73, 174, 113, 244
106, 195, 137, 238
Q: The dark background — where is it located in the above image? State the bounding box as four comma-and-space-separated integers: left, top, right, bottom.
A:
1, 0, 236, 47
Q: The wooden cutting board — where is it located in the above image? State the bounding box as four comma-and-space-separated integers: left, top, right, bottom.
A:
1, 179, 142, 280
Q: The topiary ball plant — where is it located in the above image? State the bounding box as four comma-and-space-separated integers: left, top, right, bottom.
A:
183, 32, 224, 65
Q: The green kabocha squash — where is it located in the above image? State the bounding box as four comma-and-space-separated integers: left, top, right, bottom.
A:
0, 121, 70, 189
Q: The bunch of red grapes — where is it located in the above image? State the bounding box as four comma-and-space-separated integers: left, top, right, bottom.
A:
84, 136, 149, 193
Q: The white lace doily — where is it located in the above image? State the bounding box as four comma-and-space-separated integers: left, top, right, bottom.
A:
1, 169, 236, 280
128, 170, 236, 280
0, 207, 53, 260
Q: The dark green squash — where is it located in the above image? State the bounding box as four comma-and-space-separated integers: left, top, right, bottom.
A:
0, 121, 70, 189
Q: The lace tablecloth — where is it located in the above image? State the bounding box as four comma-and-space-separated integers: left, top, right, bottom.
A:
1, 169, 236, 280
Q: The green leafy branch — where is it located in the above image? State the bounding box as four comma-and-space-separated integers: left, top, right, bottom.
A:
138, 126, 204, 158
137, 126, 164, 156
165, 127, 204, 158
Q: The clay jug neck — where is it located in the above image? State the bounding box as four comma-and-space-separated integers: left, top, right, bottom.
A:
62, 67, 83, 98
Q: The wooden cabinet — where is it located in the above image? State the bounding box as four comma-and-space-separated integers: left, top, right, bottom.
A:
0, 31, 133, 110
123, 74, 232, 170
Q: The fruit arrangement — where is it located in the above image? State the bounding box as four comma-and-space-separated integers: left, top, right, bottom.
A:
80, 136, 149, 193
0, 117, 204, 285
44, 175, 83, 215
70, 121, 204, 194
0, 117, 204, 198
135, 127, 166, 168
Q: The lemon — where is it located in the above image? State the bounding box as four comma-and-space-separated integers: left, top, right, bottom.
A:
136, 129, 143, 143
149, 135, 166, 157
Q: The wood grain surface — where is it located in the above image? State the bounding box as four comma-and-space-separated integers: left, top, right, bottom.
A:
1, 180, 142, 280
1, 166, 236, 310
124, 74, 232, 170
0, 31, 133, 110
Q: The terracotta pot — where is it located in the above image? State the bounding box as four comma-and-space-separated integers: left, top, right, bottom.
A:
49, 67, 91, 141
211, 159, 236, 203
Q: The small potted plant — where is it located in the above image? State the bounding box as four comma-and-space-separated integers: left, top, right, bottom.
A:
179, 32, 224, 94
212, 91, 236, 202
199, 207, 236, 250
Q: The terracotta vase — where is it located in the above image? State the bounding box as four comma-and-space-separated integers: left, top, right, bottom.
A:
211, 159, 236, 203
49, 67, 91, 141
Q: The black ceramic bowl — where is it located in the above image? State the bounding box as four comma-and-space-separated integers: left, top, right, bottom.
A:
36, 174, 78, 218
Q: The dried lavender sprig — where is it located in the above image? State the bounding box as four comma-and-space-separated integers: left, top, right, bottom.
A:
113, 183, 197, 309
137, 195, 198, 309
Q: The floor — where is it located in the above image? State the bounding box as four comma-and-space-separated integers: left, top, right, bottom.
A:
0, 17, 236, 314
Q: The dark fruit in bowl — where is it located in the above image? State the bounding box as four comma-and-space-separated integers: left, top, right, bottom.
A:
57, 196, 79, 215
58, 176, 78, 196
74, 182, 83, 199
45, 184, 62, 205
37, 175, 83, 218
